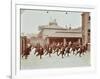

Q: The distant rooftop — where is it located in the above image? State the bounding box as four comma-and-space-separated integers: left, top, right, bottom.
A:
38, 19, 81, 31
39, 19, 65, 30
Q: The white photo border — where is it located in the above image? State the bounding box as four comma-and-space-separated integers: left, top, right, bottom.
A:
12, 4, 96, 79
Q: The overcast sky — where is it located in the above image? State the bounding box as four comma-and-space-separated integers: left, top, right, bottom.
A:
21, 9, 82, 34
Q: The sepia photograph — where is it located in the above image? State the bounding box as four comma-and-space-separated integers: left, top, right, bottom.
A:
20, 8, 91, 70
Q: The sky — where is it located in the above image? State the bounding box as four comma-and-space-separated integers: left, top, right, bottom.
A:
21, 9, 82, 34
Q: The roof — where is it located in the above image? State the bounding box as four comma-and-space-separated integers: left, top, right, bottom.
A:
38, 20, 82, 32
56, 28, 82, 33
39, 25, 65, 30
46, 32, 82, 38
38, 19, 65, 30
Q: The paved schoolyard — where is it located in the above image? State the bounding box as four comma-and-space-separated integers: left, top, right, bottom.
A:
21, 51, 90, 70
